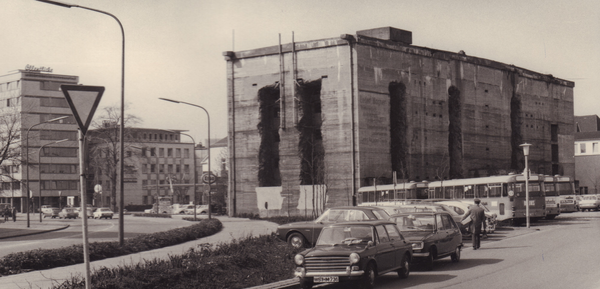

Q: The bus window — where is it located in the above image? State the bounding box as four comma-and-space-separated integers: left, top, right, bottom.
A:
489, 183, 502, 197
445, 187, 454, 199
455, 186, 464, 199
475, 185, 488, 198
499, 203, 505, 215
464, 186, 474, 199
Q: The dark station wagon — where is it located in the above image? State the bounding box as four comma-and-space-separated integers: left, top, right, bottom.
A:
294, 220, 412, 289
390, 212, 463, 270
276, 206, 390, 248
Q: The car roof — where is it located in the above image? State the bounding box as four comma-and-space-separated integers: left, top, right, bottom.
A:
325, 220, 397, 227
328, 206, 383, 210
390, 211, 453, 217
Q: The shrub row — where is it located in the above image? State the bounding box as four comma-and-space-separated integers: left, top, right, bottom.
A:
53, 234, 301, 289
0, 218, 222, 277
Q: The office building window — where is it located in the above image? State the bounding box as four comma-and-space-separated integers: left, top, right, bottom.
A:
159, 164, 165, 173
580, 143, 586, 154
176, 148, 181, 158
168, 164, 173, 173
167, 148, 173, 157
150, 164, 156, 173
40, 130, 77, 141
159, 148, 164, 157
184, 164, 190, 174
594, 143, 599, 153
150, 148, 156, 157
184, 148, 189, 158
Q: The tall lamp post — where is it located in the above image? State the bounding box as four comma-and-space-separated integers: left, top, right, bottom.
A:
37, 0, 127, 247
520, 143, 532, 228
159, 98, 212, 219
166, 130, 197, 220
38, 138, 69, 222
25, 116, 68, 228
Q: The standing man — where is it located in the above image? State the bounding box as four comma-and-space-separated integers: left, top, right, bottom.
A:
461, 198, 486, 250
11, 207, 16, 222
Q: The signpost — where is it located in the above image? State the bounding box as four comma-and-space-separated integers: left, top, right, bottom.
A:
61, 84, 104, 289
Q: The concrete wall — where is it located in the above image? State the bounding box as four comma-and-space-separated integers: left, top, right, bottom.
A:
226, 28, 575, 216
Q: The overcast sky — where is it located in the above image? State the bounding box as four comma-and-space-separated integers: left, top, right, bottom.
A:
2, 0, 599, 144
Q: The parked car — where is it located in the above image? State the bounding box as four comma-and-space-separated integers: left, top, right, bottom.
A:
42, 206, 61, 218
294, 220, 412, 289
579, 195, 600, 211
390, 212, 463, 270
184, 205, 209, 215
172, 204, 195, 214
276, 206, 390, 248
436, 200, 497, 234
58, 207, 78, 219
93, 207, 114, 219
78, 207, 94, 218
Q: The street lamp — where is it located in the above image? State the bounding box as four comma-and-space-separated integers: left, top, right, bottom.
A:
25, 116, 68, 228
36, 0, 127, 248
159, 98, 212, 219
165, 130, 197, 220
38, 138, 69, 222
520, 143, 532, 228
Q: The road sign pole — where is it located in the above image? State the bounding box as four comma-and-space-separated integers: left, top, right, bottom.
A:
61, 84, 104, 289
78, 129, 92, 287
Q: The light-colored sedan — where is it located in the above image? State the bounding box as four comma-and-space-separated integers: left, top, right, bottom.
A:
93, 207, 114, 219
184, 205, 209, 215
78, 207, 94, 218
579, 195, 600, 211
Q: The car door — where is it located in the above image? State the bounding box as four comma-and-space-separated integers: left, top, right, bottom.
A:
445, 214, 462, 248
385, 224, 409, 269
374, 225, 395, 272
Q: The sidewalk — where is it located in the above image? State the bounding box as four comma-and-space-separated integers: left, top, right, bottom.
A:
0, 215, 280, 289
0, 216, 70, 240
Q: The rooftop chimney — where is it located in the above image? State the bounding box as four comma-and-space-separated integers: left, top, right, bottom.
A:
356, 27, 412, 45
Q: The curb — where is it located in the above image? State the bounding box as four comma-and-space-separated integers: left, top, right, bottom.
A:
0, 224, 70, 240
245, 278, 300, 289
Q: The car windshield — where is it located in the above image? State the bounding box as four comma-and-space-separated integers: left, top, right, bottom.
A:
394, 215, 435, 231
316, 225, 373, 246
315, 209, 370, 223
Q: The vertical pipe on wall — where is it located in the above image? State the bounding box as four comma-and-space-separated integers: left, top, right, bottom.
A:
279, 34, 286, 130
223, 51, 236, 216
292, 32, 298, 126
341, 34, 356, 206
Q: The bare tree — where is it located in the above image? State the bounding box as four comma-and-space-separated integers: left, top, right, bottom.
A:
87, 106, 141, 211
0, 107, 22, 167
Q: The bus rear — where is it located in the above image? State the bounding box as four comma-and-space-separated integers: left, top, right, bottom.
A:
508, 175, 546, 223
543, 176, 561, 219
556, 176, 578, 213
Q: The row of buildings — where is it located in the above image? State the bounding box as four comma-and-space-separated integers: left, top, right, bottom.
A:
0, 67, 227, 213
2, 27, 599, 216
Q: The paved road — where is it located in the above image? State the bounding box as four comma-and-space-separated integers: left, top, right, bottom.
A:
310, 211, 600, 289
0, 214, 192, 258
0, 214, 279, 289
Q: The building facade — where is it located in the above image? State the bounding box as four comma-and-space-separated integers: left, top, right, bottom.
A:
88, 127, 199, 208
224, 27, 575, 216
0, 68, 80, 212
574, 115, 600, 195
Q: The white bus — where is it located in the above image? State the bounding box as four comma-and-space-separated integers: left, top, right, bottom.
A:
542, 175, 561, 219
357, 181, 429, 207
555, 176, 578, 213
427, 174, 546, 224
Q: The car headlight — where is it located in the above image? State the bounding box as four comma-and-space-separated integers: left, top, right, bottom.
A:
349, 253, 360, 264
294, 254, 304, 266
411, 242, 424, 250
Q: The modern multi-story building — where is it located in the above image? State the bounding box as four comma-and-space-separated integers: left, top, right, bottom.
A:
224, 26, 575, 216
87, 127, 199, 208
574, 115, 600, 195
0, 67, 80, 212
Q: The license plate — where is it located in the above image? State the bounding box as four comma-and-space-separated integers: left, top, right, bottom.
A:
314, 276, 339, 283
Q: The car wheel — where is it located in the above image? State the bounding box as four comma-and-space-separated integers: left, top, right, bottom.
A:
299, 278, 314, 289
397, 254, 410, 279
361, 262, 376, 289
451, 246, 461, 263
288, 233, 307, 248
424, 247, 435, 271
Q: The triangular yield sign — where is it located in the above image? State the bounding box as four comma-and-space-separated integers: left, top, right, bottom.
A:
61, 85, 104, 135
